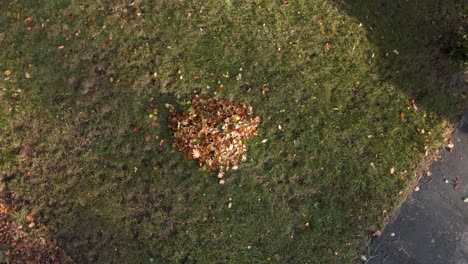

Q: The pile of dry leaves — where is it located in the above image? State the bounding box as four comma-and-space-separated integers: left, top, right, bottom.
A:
0, 199, 63, 263
169, 95, 260, 178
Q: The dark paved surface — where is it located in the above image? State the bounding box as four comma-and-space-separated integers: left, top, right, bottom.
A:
363, 111, 468, 264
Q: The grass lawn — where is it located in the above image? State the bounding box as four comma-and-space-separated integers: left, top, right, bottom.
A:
0, 0, 466, 263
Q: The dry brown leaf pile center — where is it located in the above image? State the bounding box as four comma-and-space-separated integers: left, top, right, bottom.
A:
169, 95, 260, 176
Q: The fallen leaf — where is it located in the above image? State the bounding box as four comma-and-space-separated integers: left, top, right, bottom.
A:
261, 85, 269, 96
4, 69, 11, 76
26, 215, 34, 222
454, 176, 460, 189
409, 98, 418, 110
447, 142, 454, 150
372, 230, 382, 237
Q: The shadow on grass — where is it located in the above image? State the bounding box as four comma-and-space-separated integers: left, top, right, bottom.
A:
332, 0, 467, 261
334, 0, 466, 120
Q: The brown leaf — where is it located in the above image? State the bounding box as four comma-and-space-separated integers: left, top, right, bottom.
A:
26, 215, 34, 223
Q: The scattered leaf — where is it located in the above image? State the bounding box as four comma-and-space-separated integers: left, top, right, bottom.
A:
26, 215, 34, 223
454, 176, 460, 189
261, 84, 269, 96
0, 199, 63, 262
372, 230, 382, 237
447, 141, 454, 150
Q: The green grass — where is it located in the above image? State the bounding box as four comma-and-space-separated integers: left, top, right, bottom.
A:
0, 0, 466, 263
